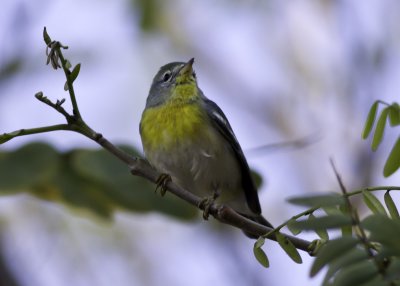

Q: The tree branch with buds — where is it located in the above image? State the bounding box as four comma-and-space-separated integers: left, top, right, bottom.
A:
0, 28, 315, 265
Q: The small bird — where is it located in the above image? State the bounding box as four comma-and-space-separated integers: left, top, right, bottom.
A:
140, 58, 272, 236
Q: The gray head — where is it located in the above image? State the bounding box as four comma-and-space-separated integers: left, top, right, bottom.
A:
146, 58, 197, 108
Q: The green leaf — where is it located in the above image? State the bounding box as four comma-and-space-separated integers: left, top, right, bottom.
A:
362, 191, 387, 215
338, 205, 353, 236
0, 142, 198, 220
322, 206, 342, 216
276, 232, 302, 264
293, 214, 352, 231
0, 142, 59, 191
253, 238, 269, 268
43, 27, 52, 45
385, 258, 400, 281
254, 237, 265, 249
41, 164, 114, 218
388, 103, 400, 126
362, 101, 379, 139
309, 213, 329, 240
384, 191, 399, 219
323, 247, 368, 283
357, 277, 389, 286
340, 225, 352, 236
70, 63, 81, 83
0, 58, 22, 79
332, 260, 378, 286
70, 147, 196, 219
310, 236, 359, 277
362, 214, 400, 255
383, 137, 400, 177
307, 239, 323, 257
287, 220, 302, 235
288, 193, 345, 207
371, 107, 389, 151
134, 0, 158, 31
323, 207, 352, 236
65, 59, 72, 69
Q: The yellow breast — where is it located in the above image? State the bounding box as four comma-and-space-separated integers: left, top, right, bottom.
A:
140, 88, 212, 153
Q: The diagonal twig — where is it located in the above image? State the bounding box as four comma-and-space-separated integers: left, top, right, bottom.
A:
0, 27, 313, 254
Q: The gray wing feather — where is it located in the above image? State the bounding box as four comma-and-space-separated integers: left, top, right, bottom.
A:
203, 98, 262, 215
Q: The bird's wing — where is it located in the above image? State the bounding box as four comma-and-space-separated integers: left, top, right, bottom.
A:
203, 98, 261, 215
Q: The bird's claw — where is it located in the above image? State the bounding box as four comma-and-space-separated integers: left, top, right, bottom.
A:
155, 173, 171, 196
198, 192, 219, 220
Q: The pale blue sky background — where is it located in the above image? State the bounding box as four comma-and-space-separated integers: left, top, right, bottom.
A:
1, 0, 399, 285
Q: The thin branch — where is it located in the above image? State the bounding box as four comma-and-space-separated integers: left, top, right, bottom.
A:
0, 124, 71, 144
330, 159, 388, 278
35, 92, 72, 120
247, 132, 321, 155
0, 120, 313, 252
44, 27, 81, 119
57, 51, 81, 118
0, 27, 314, 255
129, 158, 312, 252
345, 186, 400, 196
218, 206, 311, 250
262, 206, 318, 238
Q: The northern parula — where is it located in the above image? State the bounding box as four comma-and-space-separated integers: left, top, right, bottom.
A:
140, 58, 272, 236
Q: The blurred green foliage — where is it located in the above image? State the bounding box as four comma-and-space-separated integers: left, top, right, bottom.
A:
0, 142, 198, 220
362, 100, 400, 177
286, 191, 400, 285
0, 59, 22, 85
131, 0, 161, 31
0, 140, 265, 221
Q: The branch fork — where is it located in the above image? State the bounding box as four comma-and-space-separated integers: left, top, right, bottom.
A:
0, 27, 314, 256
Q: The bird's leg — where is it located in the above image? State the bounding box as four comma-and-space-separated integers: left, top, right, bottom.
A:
155, 173, 171, 196
198, 191, 220, 220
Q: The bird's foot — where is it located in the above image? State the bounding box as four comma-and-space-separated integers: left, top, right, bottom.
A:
155, 173, 171, 197
198, 192, 219, 220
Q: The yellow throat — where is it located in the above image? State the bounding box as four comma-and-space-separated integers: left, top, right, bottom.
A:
140, 81, 208, 151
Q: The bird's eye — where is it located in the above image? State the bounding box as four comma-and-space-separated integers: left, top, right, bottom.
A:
162, 71, 172, 82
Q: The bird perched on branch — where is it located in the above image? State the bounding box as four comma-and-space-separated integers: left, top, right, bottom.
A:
140, 58, 272, 237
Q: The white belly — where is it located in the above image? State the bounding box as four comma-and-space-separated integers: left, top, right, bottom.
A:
144, 128, 252, 214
